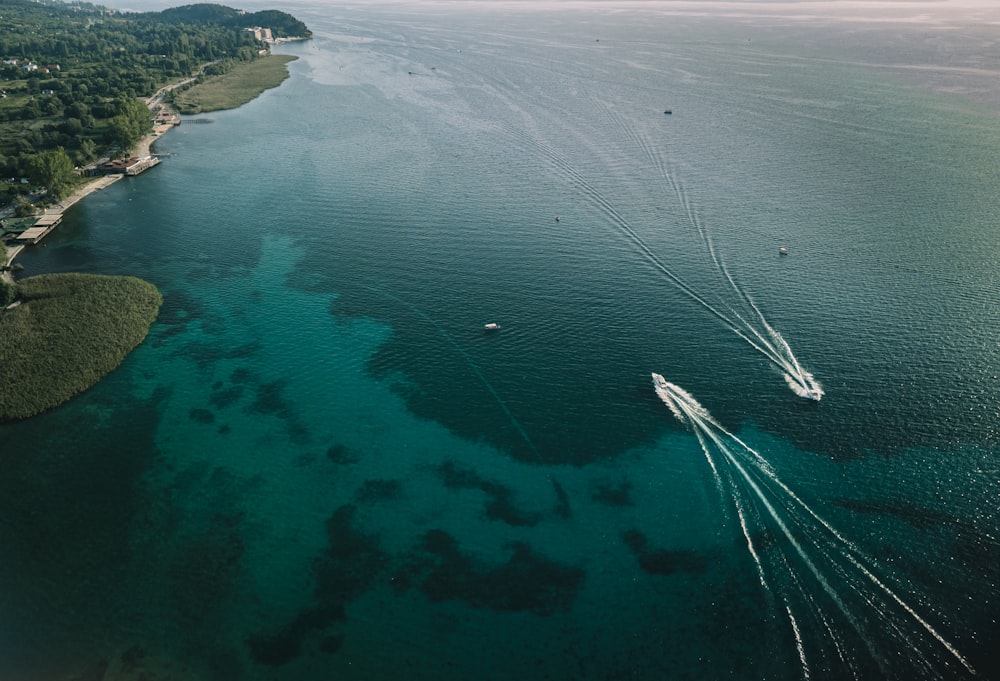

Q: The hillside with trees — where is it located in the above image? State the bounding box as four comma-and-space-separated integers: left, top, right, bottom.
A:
0, 0, 310, 200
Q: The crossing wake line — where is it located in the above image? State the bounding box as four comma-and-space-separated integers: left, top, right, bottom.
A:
364, 286, 542, 461
651, 374, 977, 680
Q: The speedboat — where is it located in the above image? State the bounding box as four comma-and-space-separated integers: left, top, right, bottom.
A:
651, 373, 669, 390
484, 322, 500, 330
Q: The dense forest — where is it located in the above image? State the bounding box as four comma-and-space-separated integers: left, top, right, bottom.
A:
0, 0, 309, 196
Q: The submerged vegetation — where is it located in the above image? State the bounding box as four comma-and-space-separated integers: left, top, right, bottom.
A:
0, 273, 162, 421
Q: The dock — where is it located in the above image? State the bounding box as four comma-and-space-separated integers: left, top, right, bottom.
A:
16, 213, 62, 244
1, 174, 124, 251
98, 155, 161, 176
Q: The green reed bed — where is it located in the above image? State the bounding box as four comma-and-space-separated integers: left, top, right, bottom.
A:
0, 273, 162, 421
172, 54, 298, 114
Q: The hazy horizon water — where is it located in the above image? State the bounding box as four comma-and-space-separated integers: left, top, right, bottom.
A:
2, 4, 998, 680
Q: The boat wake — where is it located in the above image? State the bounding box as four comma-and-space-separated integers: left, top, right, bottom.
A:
651, 374, 975, 679
630, 110, 824, 401
500, 91, 822, 400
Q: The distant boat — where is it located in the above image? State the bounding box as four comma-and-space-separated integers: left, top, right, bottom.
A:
484, 322, 500, 330
555, 216, 561, 222
779, 246, 788, 255
663, 109, 672, 115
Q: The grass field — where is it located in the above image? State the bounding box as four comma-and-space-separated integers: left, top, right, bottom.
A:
172, 54, 298, 114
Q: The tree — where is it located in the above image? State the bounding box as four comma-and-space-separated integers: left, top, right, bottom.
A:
62, 118, 84, 137
78, 138, 97, 162
108, 95, 152, 154
109, 114, 141, 155
25, 148, 76, 200
14, 198, 37, 218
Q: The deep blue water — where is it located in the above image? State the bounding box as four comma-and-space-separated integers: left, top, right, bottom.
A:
2, 3, 999, 679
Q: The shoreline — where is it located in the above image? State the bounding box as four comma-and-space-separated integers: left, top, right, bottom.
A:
1, 47, 300, 278
2, 48, 305, 280
1, 106, 177, 280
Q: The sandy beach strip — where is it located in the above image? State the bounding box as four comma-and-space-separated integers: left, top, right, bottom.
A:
2, 244, 23, 284
56, 173, 124, 212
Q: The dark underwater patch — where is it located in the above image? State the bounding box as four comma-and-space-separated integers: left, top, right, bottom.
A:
830, 497, 953, 531
326, 443, 361, 465
246, 604, 344, 667
315, 504, 389, 602
413, 529, 584, 615
189, 407, 215, 424
551, 479, 572, 518
591, 478, 633, 506
246, 379, 310, 444
436, 460, 542, 527
174, 340, 260, 369
210, 384, 244, 410
152, 288, 206, 344
246, 504, 386, 667
622, 529, 709, 576
230, 367, 253, 384
207, 368, 252, 410
249, 379, 291, 416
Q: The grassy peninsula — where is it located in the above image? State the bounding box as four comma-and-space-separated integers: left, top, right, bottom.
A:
0, 273, 162, 421
0, 2, 310, 420
171, 54, 299, 114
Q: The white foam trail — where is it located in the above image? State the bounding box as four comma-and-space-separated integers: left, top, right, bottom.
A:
661, 378, 825, 679
719, 422, 973, 676
503, 105, 823, 400
691, 426, 769, 590
591, 98, 824, 401
652, 377, 975, 678
844, 553, 977, 676
786, 606, 811, 681
652, 374, 687, 424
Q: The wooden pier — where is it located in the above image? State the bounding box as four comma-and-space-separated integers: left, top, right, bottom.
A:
15, 213, 62, 244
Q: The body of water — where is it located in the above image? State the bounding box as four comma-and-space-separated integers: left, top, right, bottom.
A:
2, 2, 998, 679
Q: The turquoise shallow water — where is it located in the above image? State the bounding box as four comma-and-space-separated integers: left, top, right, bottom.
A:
2, 4, 999, 679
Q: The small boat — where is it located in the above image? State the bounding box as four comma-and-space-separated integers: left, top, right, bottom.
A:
663, 109, 672, 115
555, 216, 561, 222
484, 322, 500, 330
778, 246, 788, 255
651, 373, 669, 390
